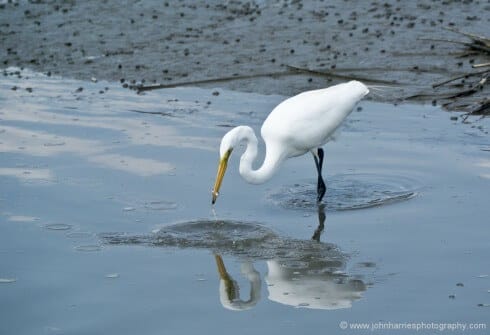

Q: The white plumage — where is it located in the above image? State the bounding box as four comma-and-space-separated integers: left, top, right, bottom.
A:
212, 80, 369, 204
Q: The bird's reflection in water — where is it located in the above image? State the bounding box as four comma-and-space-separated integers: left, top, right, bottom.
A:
312, 203, 326, 242
102, 205, 370, 311
214, 254, 261, 311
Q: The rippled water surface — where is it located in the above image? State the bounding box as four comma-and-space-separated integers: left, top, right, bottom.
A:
267, 173, 419, 211
1, 68, 489, 334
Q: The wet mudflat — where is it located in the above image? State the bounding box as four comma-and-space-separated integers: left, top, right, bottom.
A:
1, 69, 489, 334
1, 0, 489, 112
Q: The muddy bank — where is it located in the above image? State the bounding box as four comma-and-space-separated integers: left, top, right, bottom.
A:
1, 0, 488, 114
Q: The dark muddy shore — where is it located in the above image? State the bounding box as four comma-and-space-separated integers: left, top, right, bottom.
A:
1, 0, 489, 113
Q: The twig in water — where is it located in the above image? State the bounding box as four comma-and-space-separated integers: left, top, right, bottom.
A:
462, 99, 490, 121
286, 65, 400, 85
130, 71, 293, 92
444, 75, 487, 99
418, 38, 490, 54
473, 62, 490, 68
442, 26, 490, 48
432, 69, 490, 88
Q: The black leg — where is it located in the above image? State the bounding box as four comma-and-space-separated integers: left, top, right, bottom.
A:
312, 204, 326, 242
313, 148, 326, 203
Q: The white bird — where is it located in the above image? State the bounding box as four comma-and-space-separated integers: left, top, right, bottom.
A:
211, 80, 369, 204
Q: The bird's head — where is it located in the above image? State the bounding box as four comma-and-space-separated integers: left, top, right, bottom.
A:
211, 126, 256, 204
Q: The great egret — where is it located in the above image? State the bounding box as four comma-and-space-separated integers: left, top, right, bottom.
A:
211, 80, 369, 204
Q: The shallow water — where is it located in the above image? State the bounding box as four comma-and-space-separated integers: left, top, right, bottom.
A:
1, 68, 489, 334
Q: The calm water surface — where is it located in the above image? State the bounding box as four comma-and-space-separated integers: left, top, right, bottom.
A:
1, 68, 489, 334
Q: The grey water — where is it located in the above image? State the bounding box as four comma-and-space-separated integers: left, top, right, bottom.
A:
1, 68, 489, 334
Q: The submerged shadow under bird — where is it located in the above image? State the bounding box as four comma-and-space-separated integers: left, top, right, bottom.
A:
100, 205, 372, 311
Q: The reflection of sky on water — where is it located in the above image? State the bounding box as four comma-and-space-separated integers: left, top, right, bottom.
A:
1, 67, 258, 181
0, 166, 54, 183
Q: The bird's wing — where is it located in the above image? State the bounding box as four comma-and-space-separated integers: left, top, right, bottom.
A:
261, 87, 354, 154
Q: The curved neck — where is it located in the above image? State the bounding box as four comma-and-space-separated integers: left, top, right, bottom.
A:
218, 261, 261, 311
237, 128, 285, 184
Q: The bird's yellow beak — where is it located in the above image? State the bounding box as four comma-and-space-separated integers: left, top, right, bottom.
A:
212, 149, 232, 204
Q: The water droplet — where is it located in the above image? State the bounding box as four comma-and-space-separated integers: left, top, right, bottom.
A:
43, 142, 66, 147
44, 223, 72, 231
0, 278, 16, 283
105, 273, 120, 279
44, 326, 61, 332
8, 215, 38, 222
144, 200, 177, 211
75, 245, 102, 252
358, 262, 376, 268
65, 231, 93, 239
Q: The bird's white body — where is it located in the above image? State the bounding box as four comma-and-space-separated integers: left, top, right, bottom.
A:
263, 81, 368, 156
213, 81, 369, 202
